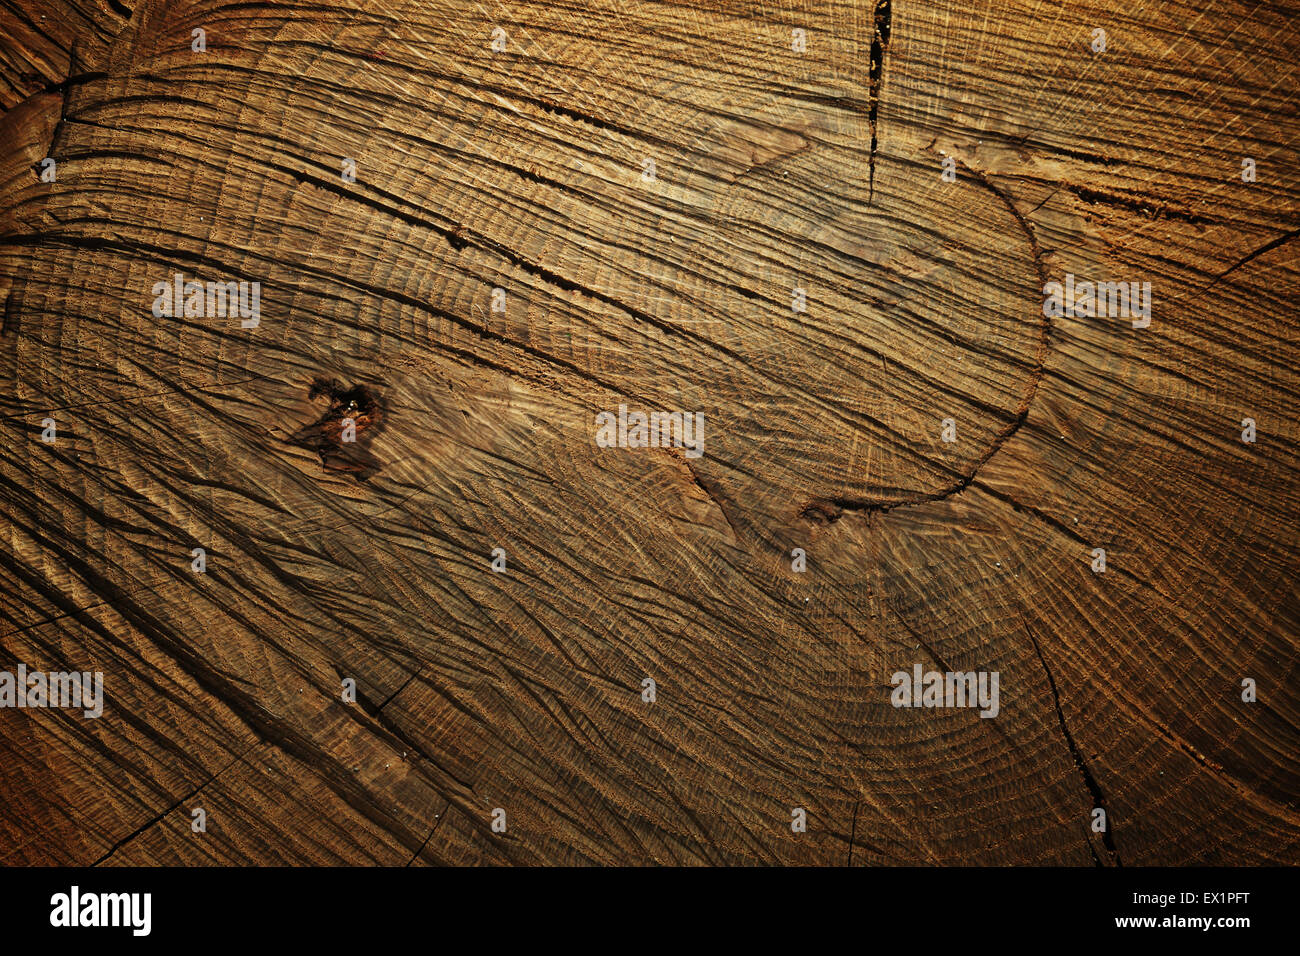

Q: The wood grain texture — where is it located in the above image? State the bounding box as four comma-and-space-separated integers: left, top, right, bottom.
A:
1, 0, 1298, 865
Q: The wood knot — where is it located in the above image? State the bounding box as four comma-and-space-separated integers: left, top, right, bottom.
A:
799, 498, 845, 525
288, 378, 385, 480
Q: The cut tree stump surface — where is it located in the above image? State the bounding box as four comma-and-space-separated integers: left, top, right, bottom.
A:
0, 0, 1297, 865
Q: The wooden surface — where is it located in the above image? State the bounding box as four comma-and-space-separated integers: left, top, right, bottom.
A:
1, 0, 1298, 865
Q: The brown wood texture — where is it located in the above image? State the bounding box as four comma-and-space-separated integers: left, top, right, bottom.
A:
1, 0, 1298, 865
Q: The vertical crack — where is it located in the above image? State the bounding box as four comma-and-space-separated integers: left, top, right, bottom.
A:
847, 798, 860, 865
404, 800, 452, 866
1026, 628, 1123, 866
867, 0, 892, 203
